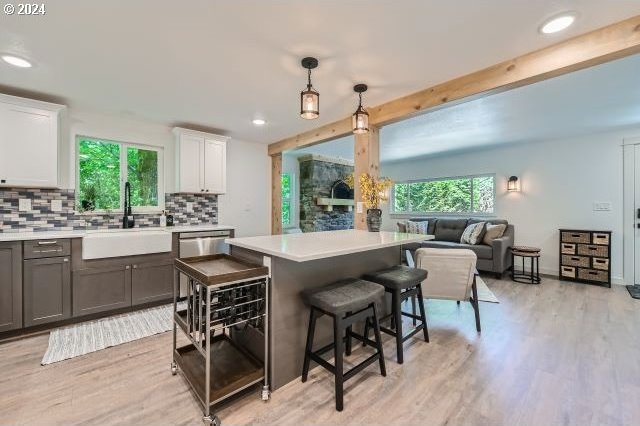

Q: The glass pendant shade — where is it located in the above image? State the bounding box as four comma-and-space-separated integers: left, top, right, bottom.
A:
300, 87, 319, 119
352, 106, 369, 134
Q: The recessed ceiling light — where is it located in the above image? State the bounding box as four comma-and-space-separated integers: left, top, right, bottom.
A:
1, 55, 32, 68
252, 118, 266, 126
540, 13, 576, 34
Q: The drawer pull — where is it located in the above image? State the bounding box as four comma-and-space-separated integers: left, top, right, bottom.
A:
63, 258, 69, 262
588, 271, 597, 275
594, 259, 605, 264
588, 247, 597, 251
571, 257, 580, 261
571, 234, 581, 237
37, 240, 58, 246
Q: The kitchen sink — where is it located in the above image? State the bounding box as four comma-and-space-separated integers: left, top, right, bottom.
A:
82, 229, 172, 260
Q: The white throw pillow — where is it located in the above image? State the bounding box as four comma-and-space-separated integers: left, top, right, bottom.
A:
482, 223, 507, 245
461, 222, 486, 245
406, 220, 429, 234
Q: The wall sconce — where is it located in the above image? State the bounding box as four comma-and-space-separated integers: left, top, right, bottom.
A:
507, 176, 520, 192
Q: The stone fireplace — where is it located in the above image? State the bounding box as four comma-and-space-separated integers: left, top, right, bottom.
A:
298, 154, 354, 232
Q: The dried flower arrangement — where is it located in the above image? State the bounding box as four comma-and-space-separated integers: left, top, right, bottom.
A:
344, 173, 393, 209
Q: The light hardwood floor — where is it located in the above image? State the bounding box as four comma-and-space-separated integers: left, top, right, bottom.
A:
1, 277, 639, 426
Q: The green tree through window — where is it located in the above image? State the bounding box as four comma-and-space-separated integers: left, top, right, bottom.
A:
392, 175, 495, 214
281, 173, 292, 226
77, 136, 161, 211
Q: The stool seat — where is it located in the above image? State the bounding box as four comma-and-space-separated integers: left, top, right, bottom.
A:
302, 278, 384, 314
363, 265, 427, 290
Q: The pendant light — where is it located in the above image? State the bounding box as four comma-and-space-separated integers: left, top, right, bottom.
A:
352, 84, 369, 134
300, 57, 319, 119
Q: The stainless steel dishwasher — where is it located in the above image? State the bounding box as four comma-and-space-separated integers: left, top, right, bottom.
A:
178, 230, 232, 297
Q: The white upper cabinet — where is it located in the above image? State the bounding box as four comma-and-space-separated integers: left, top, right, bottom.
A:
0, 95, 64, 188
174, 128, 228, 194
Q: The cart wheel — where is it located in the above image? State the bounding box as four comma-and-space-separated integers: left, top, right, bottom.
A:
203, 415, 221, 426
261, 387, 271, 401
170, 361, 177, 376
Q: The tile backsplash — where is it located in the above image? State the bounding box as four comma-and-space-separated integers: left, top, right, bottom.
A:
0, 188, 218, 232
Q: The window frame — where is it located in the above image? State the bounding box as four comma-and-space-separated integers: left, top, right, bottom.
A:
281, 172, 294, 227
75, 135, 165, 214
390, 173, 496, 217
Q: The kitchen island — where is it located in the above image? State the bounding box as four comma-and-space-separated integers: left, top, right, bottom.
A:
226, 229, 433, 389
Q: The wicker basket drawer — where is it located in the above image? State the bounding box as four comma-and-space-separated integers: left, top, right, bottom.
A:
592, 258, 610, 271
577, 244, 609, 257
561, 255, 590, 268
578, 268, 608, 283
592, 233, 610, 245
561, 243, 576, 255
561, 232, 591, 244
561, 266, 576, 278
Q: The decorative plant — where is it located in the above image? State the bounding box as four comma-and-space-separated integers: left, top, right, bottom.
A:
357, 173, 393, 209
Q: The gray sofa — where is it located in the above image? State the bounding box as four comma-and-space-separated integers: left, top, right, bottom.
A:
399, 218, 514, 278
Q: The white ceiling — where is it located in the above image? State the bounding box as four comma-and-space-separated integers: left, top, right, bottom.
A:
380, 53, 640, 162
1, 1, 639, 145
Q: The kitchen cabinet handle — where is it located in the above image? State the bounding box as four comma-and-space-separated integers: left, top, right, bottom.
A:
37, 240, 58, 245
125, 265, 130, 270
63, 258, 69, 262
205, 189, 209, 192
133, 265, 137, 269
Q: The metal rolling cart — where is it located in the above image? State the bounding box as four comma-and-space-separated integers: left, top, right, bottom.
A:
172, 254, 271, 426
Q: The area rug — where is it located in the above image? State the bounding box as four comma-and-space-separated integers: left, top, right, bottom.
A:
476, 276, 499, 303
41, 303, 180, 365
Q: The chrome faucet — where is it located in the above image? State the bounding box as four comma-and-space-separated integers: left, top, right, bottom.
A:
122, 181, 135, 228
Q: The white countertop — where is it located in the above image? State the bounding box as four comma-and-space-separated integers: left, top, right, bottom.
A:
226, 229, 433, 262
0, 224, 235, 242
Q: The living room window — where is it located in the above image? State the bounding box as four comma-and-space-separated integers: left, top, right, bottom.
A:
76, 136, 163, 212
391, 174, 495, 215
281, 173, 293, 226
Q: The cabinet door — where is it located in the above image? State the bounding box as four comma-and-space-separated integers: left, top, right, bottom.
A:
23, 257, 71, 327
0, 242, 22, 332
178, 134, 204, 193
203, 138, 226, 194
73, 266, 132, 317
131, 260, 173, 305
0, 103, 58, 187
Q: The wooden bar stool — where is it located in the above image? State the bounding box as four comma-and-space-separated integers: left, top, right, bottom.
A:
363, 265, 429, 364
301, 278, 386, 412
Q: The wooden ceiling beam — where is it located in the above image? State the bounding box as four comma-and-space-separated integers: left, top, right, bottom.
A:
268, 15, 640, 156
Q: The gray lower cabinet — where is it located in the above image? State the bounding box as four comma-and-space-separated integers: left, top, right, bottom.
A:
131, 260, 174, 305
23, 256, 71, 327
73, 265, 132, 317
0, 242, 22, 332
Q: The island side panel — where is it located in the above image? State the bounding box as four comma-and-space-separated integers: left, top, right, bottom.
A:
270, 247, 400, 389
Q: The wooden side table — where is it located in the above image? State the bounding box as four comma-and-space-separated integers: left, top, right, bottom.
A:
511, 246, 541, 284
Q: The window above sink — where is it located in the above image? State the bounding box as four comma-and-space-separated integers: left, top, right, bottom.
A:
76, 136, 164, 213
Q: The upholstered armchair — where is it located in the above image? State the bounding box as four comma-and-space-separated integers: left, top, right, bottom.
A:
414, 247, 481, 332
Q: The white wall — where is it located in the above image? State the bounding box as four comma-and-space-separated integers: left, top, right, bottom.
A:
62, 107, 269, 236
217, 139, 270, 237
380, 127, 640, 284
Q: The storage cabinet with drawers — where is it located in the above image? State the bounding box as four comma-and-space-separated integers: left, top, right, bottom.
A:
559, 229, 611, 287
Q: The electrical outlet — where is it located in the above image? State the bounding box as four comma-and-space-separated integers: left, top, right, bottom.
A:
19, 198, 32, 212
51, 199, 62, 212
593, 202, 612, 211
356, 202, 364, 214
186, 202, 194, 213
